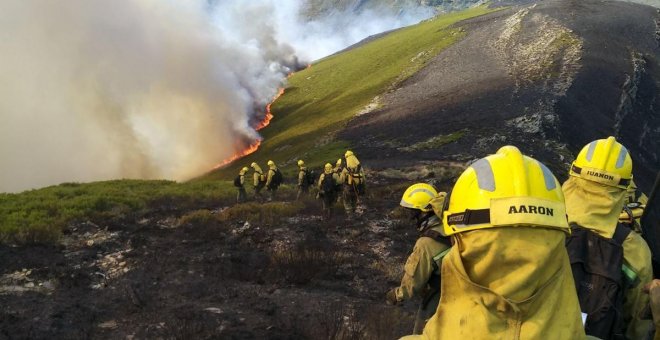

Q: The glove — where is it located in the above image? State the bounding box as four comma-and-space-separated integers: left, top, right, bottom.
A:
385, 288, 399, 305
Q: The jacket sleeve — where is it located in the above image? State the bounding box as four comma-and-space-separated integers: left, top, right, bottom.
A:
317, 174, 324, 190
395, 238, 442, 301
240, 174, 245, 186
253, 173, 259, 187
623, 232, 653, 340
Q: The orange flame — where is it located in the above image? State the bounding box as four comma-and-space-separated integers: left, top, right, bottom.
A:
213, 65, 312, 170
213, 139, 262, 169
256, 87, 285, 131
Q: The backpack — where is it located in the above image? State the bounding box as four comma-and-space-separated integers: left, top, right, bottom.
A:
321, 174, 336, 194
346, 164, 365, 195
566, 223, 633, 340
256, 171, 266, 189
233, 175, 242, 187
269, 169, 283, 189
304, 169, 316, 187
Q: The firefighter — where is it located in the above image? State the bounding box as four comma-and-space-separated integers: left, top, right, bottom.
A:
563, 137, 652, 339
386, 183, 450, 334
339, 150, 365, 216
317, 163, 339, 220
235, 166, 249, 203
250, 162, 266, 202
403, 146, 585, 339
265, 160, 282, 202
297, 160, 311, 200
334, 158, 343, 203
619, 179, 647, 233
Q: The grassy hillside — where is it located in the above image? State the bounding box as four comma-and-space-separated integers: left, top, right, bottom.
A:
207, 5, 497, 180
0, 180, 238, 244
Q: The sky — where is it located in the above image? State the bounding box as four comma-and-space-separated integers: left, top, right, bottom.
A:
0, 0, 434, 193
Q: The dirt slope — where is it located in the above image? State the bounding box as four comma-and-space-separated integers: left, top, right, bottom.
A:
341, 0, 660, 190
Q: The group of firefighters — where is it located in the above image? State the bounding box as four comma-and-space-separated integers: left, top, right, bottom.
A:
234, 136, 659, 339
390, 136, 658, 340
234, 150, 366, 219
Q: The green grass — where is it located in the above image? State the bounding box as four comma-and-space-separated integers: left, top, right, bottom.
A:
0, 179, 236, 245
207, 6, 497, 179
400, 129, 467, 151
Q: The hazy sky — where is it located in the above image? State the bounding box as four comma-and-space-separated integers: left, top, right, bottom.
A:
0, 0, 433, 193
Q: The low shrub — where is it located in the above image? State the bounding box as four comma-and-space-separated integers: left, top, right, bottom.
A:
269, 242, 347, 285
177, 209, 217, 227
360, 306, 415, 340
218, 201, 304, 225
294, 303, 365, 340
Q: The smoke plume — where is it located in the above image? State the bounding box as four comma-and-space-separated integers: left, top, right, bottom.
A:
0, 0, 434, 192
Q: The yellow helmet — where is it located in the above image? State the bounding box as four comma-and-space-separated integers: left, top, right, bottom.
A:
345, 150, 354, 157
250, 162, 258, 168
336, 158, 342, 166
443, 146, 568, 236
267, 160, 275, 166
569, 136, 632, 189
297, 160, 305, 167
324, 163, 333, 171
400, 183, 438, 212
241, 167, 249, 172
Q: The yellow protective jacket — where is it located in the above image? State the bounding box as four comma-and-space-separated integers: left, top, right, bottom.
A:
341, 154, 364, 186
402, 227, 585, 340
252, 165, 264, 187
563, 177, 653, 340
238, 169, 248, 187
395, 220, 450, 302
266, 165, 278, 188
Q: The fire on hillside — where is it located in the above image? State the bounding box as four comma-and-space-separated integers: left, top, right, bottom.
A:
215, 65, 310, 169
213, 139, 262, 170
212, 87, 283, 169
256, 87, 285, 131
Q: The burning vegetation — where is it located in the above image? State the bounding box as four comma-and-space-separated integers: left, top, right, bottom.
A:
216, 65, 307, 169
213, 140, 263, 170
256, 88, 286, 131
214, 87, 284, 169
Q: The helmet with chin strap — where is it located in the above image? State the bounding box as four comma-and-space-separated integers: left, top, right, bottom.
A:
401, 183, 442, 232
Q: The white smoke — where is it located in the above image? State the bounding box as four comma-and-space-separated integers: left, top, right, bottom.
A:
0, 0, 434, 193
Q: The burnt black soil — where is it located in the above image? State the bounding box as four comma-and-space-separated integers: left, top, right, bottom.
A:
341, 0, 660, 191
2, 1, 659, 339
0, 180, 433, 340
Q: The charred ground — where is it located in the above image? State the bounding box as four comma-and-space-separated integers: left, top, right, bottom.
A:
2, 179, 464, 339
2, 0, 659, 339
